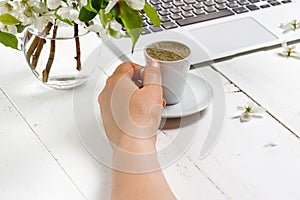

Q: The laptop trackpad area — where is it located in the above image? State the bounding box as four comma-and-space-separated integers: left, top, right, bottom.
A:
190, 17, 278, 57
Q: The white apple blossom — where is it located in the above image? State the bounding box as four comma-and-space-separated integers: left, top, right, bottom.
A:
105, 0, 145, 13
47, 0, 61, 10
125, 0, 145, 10
235, 102, 266, 123
57, 7, 79, 22
280, 41, 300, 58
0, 0, 158, 52
279, 19, 300, 33
0, 2, 10, 14
87, 24, 109, 40
33, 15, 54, 31
0, 23, 17, 34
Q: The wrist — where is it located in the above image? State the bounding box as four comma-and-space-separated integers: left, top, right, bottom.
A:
112, 136, 160, 173
115, 134, 156, 154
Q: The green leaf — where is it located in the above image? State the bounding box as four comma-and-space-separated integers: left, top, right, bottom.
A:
0, 14, 21, 25
16, 24, 28, 33
118, 2, 142, 53
91, 0, 102, 10
54, 11, 73, 26
99, 9, 112, 27
111, 7, 123, 26
100, 0, 108, 9
85, 0, 98, 13
143, 3, 160, 26
79, 6, 97, 22
0, 30, 19, 50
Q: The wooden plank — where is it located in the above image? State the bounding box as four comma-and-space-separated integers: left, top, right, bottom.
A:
187, 92, 300, 200
0, 88, 84, 200
213, 43, 300, 136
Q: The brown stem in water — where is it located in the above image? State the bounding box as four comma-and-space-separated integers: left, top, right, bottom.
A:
42, 25, 58, 82
74, 23, 81, 71
26, 22, 53, 69
31, 39, 46, 69
26, 36, 41, 65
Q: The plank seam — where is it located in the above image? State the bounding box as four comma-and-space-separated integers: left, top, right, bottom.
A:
209, 65, 300, 140
186, 154, 231, 200
0, 87, 88, 200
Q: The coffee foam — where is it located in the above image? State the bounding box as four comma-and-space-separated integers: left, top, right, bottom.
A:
146, 41, 191, 61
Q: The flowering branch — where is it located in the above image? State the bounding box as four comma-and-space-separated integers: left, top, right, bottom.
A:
0, 0, 160, 52
0, 0, 160, 83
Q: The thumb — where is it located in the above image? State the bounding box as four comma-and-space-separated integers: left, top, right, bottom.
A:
142, 61, 162, 87
142, 61, 163, 103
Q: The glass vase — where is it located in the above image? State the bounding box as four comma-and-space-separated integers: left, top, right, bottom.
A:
22, 23, 101, 89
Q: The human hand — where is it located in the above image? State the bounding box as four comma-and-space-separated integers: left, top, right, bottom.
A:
98, 61, 165, 154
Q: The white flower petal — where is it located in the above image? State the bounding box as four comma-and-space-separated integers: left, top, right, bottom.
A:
87, 24, 109, 40
236, 106, 244, 111
68, 9, 79, 21
295, 51, 300, 58
99, 30, 109, 41
279, 23, 292, 30
252, 114, 263, 119
240, 112, 252, 122
246, 101, 255, 108
57, 7, 70, 19
281, 41, 288, 49
47, 0, 61, 10
81, 0, 87, 6
125, 0, 145, 10
290, 45, 296, 50
33, 15, 53, 31
105, 0, 118, 14
109, 21, 122, 31
87, 24, 103, 33
0, 24, 5, 31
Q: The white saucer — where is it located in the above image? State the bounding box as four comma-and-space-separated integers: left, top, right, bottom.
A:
162, 73, 213, 118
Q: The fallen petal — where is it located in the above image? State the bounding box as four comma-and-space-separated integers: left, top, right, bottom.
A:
236, 106, 244, 111
281, 41, 288, 49
240, 112, 252, 122
252, 114, 263, 119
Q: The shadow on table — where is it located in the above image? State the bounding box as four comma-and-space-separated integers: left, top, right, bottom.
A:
160, 109, 208, 130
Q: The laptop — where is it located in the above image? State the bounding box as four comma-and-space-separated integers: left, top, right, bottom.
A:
101, 0, 300, 66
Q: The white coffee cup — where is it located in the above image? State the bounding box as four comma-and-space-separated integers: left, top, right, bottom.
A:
144, 41, 191, 105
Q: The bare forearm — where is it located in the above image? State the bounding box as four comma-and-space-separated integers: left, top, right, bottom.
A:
110, 138, 176, 200
111, 156, 176, 200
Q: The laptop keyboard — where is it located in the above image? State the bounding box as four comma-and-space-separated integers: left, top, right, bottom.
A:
141, 0, 292, 34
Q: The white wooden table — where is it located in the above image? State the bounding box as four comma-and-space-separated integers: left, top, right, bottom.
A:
1, 38, 300, 200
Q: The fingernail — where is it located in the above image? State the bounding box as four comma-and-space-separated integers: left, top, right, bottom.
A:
148, 60, 160, 69
139, 68, 144, 80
